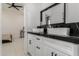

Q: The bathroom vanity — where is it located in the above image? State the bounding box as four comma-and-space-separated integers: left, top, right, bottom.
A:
27, 32, 79, 56
27, 3, 79, 56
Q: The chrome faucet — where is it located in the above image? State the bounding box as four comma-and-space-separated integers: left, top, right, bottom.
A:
45, 14, 51, 28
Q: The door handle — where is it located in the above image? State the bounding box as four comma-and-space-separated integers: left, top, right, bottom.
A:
29, 40, 31, 44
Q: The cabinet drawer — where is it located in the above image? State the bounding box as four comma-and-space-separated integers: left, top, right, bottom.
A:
34, 36, 42, 43
43, 37, 74, 55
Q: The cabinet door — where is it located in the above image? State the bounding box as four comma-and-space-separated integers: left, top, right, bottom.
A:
66, 3, 79, 23
43, 44, 69, 56
34, 36, 44, 56
34, 44, 42, 56
43, 44, 57, 56
27, 34, 35, 56
33, 35, 43, 56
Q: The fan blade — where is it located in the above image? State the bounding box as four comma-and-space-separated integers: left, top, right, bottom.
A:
14, 7, 19, 10
6, 3, 12, 5
16, 6, 22, 8
12, 3, 15, 6
15, 6, 22, 7
8, 6, 12, 8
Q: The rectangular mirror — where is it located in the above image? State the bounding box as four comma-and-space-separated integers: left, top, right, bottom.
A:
41, 3, 65, 26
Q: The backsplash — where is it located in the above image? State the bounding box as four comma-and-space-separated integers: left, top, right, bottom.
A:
69, 23, 79, 36
54, 22, 79, 36
37, 22, 79, 37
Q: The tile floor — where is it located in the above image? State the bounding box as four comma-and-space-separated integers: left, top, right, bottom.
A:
2, 38, 25, 56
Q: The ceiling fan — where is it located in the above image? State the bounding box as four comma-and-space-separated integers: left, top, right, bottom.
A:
6, 3, 23, 11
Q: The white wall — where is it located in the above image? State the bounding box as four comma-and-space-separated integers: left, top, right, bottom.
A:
66, 3, 79, 23
26, 3, 41, 30
0, 3, 2, 56
2, 4, 24, 39
41, 3, 53, 10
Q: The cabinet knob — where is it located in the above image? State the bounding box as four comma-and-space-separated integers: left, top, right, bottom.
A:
36, 38, 40, 40
51, 52, 54, 56
36, 46, 40, 49
55, 54, 57, 56
51, 52, 57, 56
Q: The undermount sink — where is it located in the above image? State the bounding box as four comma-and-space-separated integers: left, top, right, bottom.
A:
47, 28, 70, 36
32, 28, 44, 33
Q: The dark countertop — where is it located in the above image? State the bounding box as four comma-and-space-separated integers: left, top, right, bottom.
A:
27, 32, 79, 44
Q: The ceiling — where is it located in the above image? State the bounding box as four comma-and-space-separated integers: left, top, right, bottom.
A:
2, 3, 24, 15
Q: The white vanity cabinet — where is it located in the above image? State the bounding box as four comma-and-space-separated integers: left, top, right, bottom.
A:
27, 33, 79, 56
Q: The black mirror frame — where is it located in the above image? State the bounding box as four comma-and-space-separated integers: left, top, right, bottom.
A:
40, 3, 66, 26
